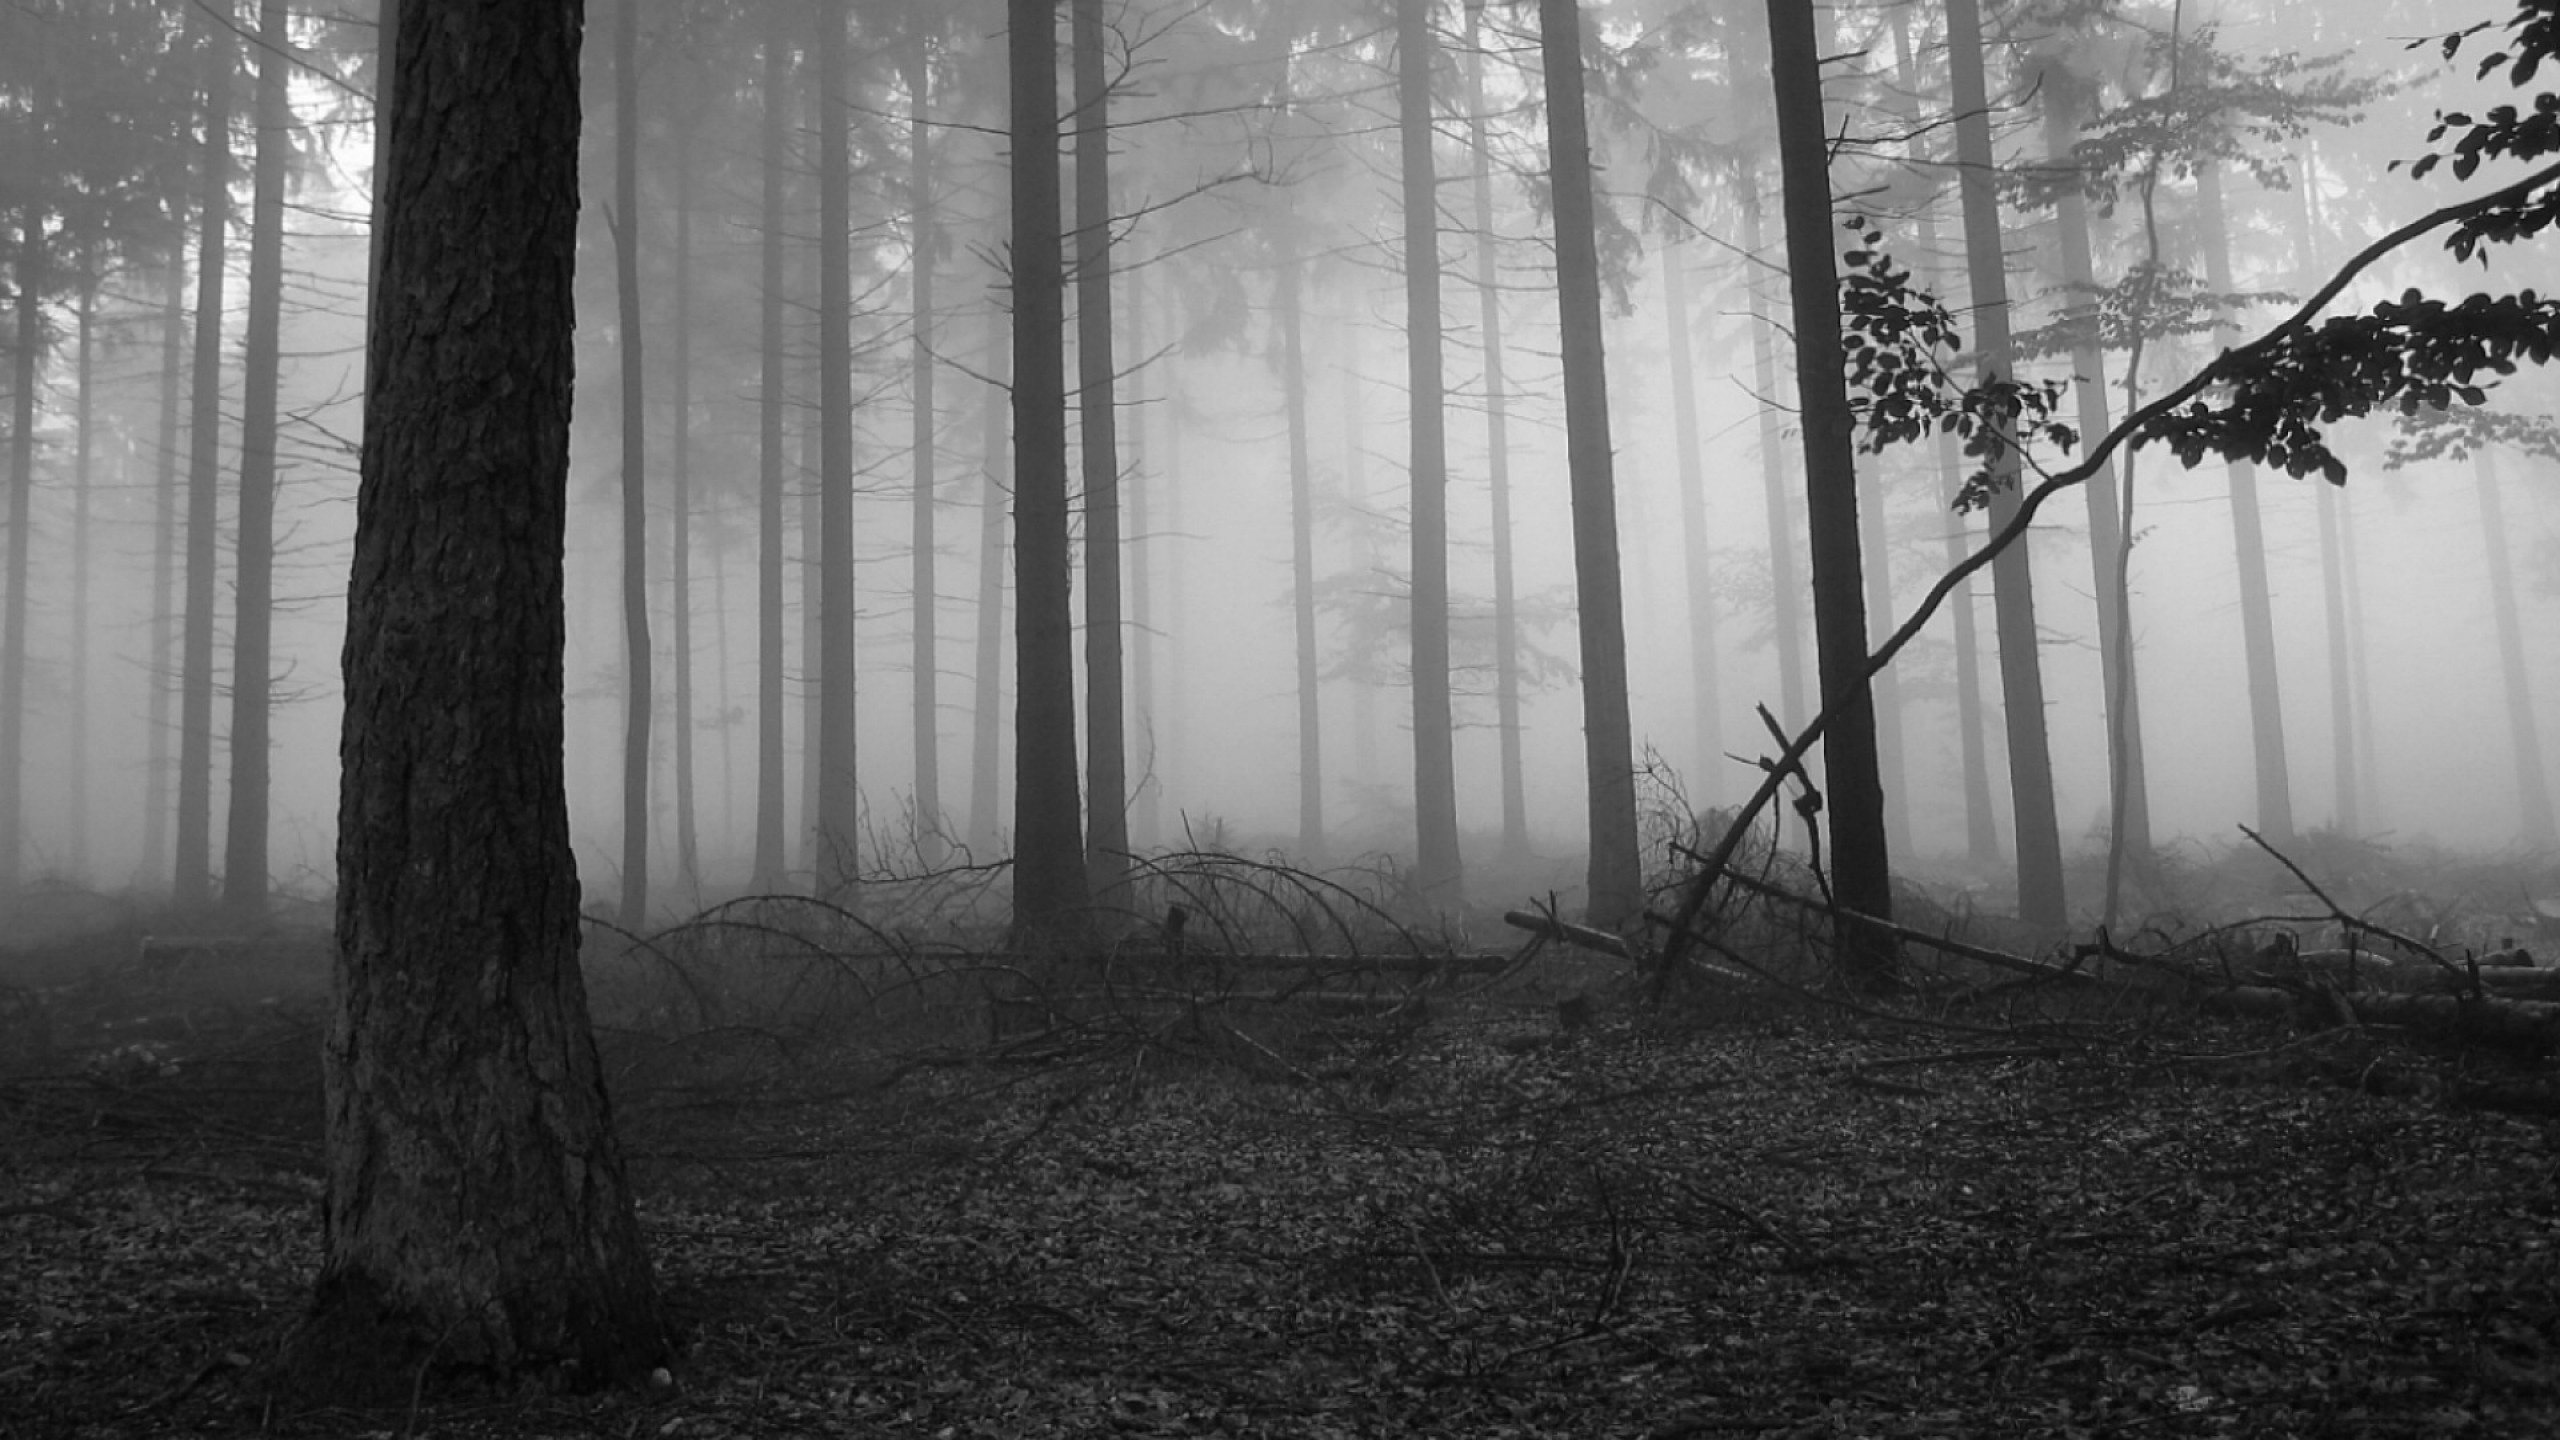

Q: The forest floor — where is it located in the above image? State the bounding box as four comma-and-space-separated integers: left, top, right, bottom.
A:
3, 880, 2559, 1439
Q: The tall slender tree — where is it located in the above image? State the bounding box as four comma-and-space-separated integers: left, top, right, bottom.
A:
1738, 181, 1809, 733
1464, 0, 1528, 856
814, 0, 861, 893
2194, 158, 2296, 844
1074, 0, 1129, 903
223, 0, 292, 920
2472, 448, 2557, 844
611, 0, 651, 927
1010, 0, 1089, 937
174, 5, 234, 911
905, 36, 946, 861
752, 7, 790, 891
1947, 0, 2065, 926
669, 120, 700, 895
1536, 0, 1640, 927
1763, 0, 1893, 977
1661, 238, 1725, 800
1397, 0, 1462, 906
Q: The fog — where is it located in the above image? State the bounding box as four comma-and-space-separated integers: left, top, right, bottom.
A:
5, 0, 2555, 927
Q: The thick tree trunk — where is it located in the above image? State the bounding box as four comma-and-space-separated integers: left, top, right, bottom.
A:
1738, 182, 1809, 733
814, 0, 860, 893
1536, 0, 1640, 928
1398, 0, 1463, 907
1074, 0, 1128, 904
753, 11, 790, 891
175, 8, 233, 913
2195, 161, 2295, 844
220, 0, 289, 920
612, 0, 651, 928
969, 307, 1008, 857
1763, 0, 1894, 979
1010, 0, 1089, 938
1947, 0, 2065, 926
296, 0, 665, 1394
1661, 240, 1725, 802
1465, 0, 1528, 857
143, 253, 184, 885
2473, 449, 2558, 844
905, 40, 944, 861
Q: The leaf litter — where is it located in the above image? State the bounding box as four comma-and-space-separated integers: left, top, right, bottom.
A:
5, 990, 2559, 1440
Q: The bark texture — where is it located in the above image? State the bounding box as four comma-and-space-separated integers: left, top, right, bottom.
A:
306, 0, 663, 1395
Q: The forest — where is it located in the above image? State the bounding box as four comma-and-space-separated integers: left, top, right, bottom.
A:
9, 0, 2560, 1433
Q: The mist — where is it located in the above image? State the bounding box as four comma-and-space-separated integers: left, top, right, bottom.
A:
4, 0, 2553, 931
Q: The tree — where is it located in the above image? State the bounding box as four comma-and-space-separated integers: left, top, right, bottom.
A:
1397, 0, 1462, 908
1947, 0, 2066, 927
2028, 48, 2154, 894
173, 4, 233, 911
611, 0, 651, 928
753, 5, 791, 891
1011, 0, 1089, 939
1536, 0, 1640, 928
1659, 238, 1725, 799
904, 32, 947, 863
1075, 0, 1129, 904
222, 0, 291, 921
1463, 0, 1528, 857
813, 0, 860, 895
292, 0, 665, 1391
1762, 0, 1893, 978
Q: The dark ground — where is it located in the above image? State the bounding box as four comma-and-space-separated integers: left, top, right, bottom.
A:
3, 887, 2558, 1439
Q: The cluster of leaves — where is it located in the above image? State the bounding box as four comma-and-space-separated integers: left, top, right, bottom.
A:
2385, 398, 2560, 466
1837, 218, 2077, 511
2145, 287, 2560, 484
2012, 261, 2262, 362
2411, 0, 2560, 258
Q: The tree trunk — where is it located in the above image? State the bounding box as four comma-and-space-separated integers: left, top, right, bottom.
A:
1010, 0, 1089, 939
1947, 0, 2065, 927
2473, 449, 2558, 844
1888, 13, 1997, 866
1738, 181, 1809, 733
2194, 160, 2295, 845
2294, 148, 2359, 836
905, 39, 944, 861
220, 0, 291, 919
70, 269, 94, 876
2039, 68, 2153, 887
753, 9, 790, 891
1536, 0, 1640, 928
143, 252, 184, 885
1661, 239, 1725, 804
1074, 0, 1128, 904
1, 212, 37, 894
175, 7, 233, 913
1125, 243, 1158, 851
814, 0, 860, 893
1464, 0, 1528, 857
969, 306, 1008, 857
1762, 0, 1894, 979
669, 123, 699, 896
1397, 0, 1462, 907
612, 0, 651, 928
1277, 149, 1325, 859
295, 0, 665, 1394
